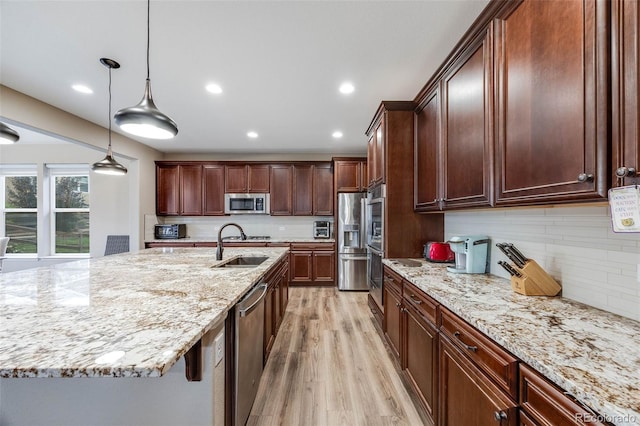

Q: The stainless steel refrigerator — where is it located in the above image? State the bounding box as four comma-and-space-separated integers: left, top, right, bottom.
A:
337, 192, 368, 290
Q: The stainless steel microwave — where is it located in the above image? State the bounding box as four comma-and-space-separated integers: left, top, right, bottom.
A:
224, 193, 270, 214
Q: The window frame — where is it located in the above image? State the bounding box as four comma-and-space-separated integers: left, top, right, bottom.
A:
0, 165, 38, 257
47, 165, 90, 257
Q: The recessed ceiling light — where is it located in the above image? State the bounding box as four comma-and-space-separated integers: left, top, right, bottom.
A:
206, 83, 223, 94
72, 84, 93, 94
339, 82, 354, 94
332, 131, 343, 139
247, 131, 258, 139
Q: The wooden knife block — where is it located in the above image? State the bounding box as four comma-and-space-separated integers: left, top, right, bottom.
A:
510, 260, 561, 296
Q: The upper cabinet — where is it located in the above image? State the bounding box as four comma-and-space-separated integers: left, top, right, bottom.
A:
441, 29, 494, 209
270, 165, 293, 216
493, 0, 609, 205
415, 88, 441, 212
612, 0, 640, 187
156, 163, 203, 216
312, 163, 334, 215
288, 163, 335, 216
293, 164, 313, 216
333, 158, 367, 192
203, 165, 225, 215
224, 164, 270, 193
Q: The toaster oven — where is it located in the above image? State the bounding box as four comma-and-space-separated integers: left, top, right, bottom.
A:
154, 224, 187, 239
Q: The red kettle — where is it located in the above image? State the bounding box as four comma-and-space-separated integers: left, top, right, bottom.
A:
424, 242, 455, 263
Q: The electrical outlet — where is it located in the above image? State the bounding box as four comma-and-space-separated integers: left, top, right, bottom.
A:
214, 333, 224, 366
279, 226, 285, 231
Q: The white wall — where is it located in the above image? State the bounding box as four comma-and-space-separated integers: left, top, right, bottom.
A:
445, 205, 640, 321
0, 85, 163, 269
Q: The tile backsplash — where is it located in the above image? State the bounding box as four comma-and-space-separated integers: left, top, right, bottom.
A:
445, 205, 640, 321
146, 215, 333, 241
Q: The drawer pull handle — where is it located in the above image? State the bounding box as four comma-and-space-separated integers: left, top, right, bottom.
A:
409, 295, 422, 305
493, 410, 507, 422
453, 331, 478, 352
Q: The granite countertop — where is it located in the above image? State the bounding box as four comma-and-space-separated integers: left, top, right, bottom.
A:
145, 237, 335, 243
0, 247, 288, 379
383, 258, 640, 426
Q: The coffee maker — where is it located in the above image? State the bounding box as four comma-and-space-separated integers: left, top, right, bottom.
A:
446, 235, 490, 274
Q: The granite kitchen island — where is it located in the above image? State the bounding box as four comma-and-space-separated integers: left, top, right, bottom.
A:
0, 247, 288, 426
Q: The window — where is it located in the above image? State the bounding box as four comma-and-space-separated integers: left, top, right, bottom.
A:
1, 167, 37, 254
50, 171, 90, 255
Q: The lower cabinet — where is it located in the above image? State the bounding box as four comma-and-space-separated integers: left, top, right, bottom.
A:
438, 335, 518, 426
264, 256, 289, 363
289, 243, 335, 286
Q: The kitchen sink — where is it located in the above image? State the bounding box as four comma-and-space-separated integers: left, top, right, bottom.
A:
212, 256, 269, 268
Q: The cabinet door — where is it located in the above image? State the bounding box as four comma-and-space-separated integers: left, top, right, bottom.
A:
403, 303, 438, 422
335, 160, 361, 192
360, 160, 368, 189
313, 163, 334, 215
156, 164, 180, 215
270, 165, 293, 215
248, 165, 270, 193
439, 335, 518, 426
290, 251, 312, 284
383, 286, 402, 361
442, 30, 493, 209
613, 0, 640, 187
494, 0, 608, 205
279, 264, 289, 316
312, 251, 335, 284
203, 165, 225, 215
293, 164, 313, 216
415, 88, 441, 212
374, 122, 385, 184
179, 165, 203, 215
264, 284, 275, 361
367, 136, 376, 188
224, 165, 248, 193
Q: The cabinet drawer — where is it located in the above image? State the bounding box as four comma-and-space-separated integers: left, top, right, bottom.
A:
402, 280, 438, 325
440, 308, 518, 398
520, 364, 609, 426
290, 242, 334, 251
383, 267, 403, 297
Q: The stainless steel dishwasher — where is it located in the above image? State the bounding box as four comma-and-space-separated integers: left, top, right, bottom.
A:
234, 281, 267, 426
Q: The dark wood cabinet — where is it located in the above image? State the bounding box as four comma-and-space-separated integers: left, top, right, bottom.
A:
293, 165, 313, 216
383, 272, 402, 361
313, 163, 334, 215
156, 163, 203, 216
439, 335, 518, 426
367, 122, 385, 186
441, 29, 493, 209
225, 164, 270, 193
264, 256, 289, 363
270, 165, 293, 215
493, 0, 609, 205
612, 0, 640, 187
203, 165, 225, 215
334, 158, 367, 192
290, 243, 335, 286
519, 364, 608, 426
415, 88, 441, 212
264, 282, 275, 360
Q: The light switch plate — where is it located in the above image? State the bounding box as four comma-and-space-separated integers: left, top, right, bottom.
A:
214, 333, 224, 366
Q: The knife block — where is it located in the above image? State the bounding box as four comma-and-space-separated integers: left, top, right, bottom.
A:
510, 260, 561, 296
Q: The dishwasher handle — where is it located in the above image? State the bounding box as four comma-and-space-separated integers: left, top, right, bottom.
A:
238, 283, 267, 317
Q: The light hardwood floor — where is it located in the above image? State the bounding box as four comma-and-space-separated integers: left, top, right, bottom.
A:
248, 287, 430, 426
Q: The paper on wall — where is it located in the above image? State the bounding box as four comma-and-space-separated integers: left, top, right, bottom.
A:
609, 186, 640, 233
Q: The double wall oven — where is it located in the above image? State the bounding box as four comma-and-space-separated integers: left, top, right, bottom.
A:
366, 184, 385, 311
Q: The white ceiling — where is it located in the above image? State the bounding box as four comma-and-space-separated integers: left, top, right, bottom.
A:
0, 0, 489, 155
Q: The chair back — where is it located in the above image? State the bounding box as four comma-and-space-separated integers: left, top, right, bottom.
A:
104, 235, 129, 256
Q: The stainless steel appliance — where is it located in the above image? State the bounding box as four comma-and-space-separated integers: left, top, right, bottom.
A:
234, 280, 267, 426
154, 224, 186, 239
313, 220, 331, 239
224, 193, 270, 214
366, 184, 385, 309
337, 192, 368, 290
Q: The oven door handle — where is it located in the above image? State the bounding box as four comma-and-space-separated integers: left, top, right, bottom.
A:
368, 246, 383, 257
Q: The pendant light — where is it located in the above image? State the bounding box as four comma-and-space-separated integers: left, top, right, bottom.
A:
114, 0, 177, 139
92, 58, 128, 176
0, 122, 20, 144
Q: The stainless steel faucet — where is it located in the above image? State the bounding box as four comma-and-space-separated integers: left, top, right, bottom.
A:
216, 223, 247, 260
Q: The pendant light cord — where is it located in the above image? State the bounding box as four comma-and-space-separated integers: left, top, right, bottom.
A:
146, 0, 150, 80
108, 65, 112, 152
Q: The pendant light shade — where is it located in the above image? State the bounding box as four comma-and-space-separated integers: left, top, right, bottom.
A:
0, 122, 20, 144
114, 0, 177, 140
92, 58, 127, 176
